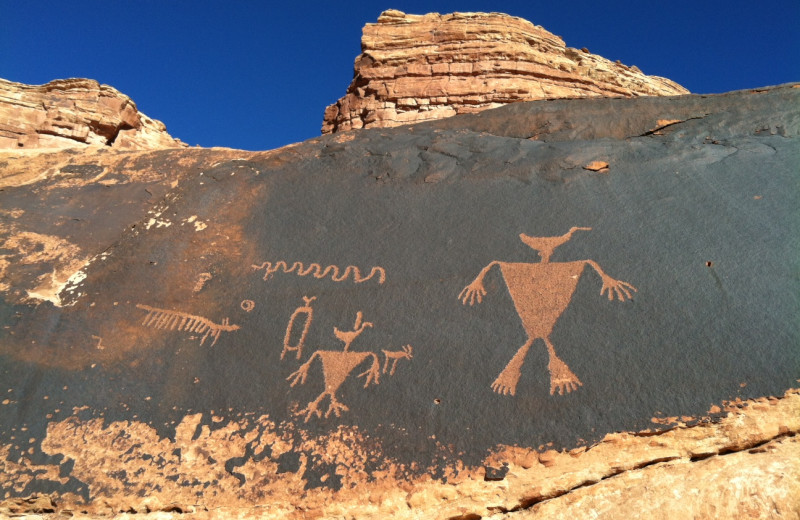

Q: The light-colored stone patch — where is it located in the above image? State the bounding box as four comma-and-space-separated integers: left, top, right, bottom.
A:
1, 231, 89, 306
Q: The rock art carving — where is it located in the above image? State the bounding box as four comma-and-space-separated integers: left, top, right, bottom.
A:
136, 303, 240, 347
193, 273, 212, 293
459, 227, 636, 396
382, 345, 413, 375
282, 296, 316, 360
251, 260, 385, 284
240, 299, 255, 312
286, 306, 412, 422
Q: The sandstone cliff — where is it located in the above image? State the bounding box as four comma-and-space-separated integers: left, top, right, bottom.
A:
0, 78, 184, 150
322, 10, 689, 133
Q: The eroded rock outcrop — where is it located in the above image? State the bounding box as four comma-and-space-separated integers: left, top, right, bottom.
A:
0, 78, 184, 150
322, 10, 689, 133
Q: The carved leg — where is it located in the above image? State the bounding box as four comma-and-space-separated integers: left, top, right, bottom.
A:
491, 337, 534, 396
544, 337, 582, 395
300, 392, 327, 423
324, 394, 350, 418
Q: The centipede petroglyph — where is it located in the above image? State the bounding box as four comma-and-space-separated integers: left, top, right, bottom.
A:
251, 261, 386, 285
136, 304, 240, 347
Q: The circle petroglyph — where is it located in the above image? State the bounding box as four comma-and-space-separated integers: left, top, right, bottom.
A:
240, 299, 255, 312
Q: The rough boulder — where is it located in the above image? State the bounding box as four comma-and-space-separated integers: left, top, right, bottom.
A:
0, 78, 184, 150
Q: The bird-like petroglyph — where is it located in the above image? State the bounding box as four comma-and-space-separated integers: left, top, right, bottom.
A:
285, 303, 412, 422
136, 304, 240, 347
459, 227, 636, 396
251, 261, 386, 284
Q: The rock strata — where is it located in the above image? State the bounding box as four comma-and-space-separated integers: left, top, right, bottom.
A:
0, 78, 184, 150
322, 10, 690, 133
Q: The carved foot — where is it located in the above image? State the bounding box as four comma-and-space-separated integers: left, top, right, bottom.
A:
548, 356, 582, 396
491, 368, 522, 396
325, 396, 349, 419
298, 392, 328, 422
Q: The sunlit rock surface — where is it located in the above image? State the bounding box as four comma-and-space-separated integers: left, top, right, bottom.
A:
1, 83, 799, 518
0, 78, 184, 150
322, 10, 689, 134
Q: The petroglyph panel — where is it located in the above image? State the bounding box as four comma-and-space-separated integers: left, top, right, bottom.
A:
1, 84, 798, 517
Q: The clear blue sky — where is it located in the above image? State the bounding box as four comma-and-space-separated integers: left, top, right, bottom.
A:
2, 1, 798, 151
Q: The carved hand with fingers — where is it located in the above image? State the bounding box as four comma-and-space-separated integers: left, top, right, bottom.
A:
459, 261, 498, 305
599, 274, 637, 301
287, 355, 315, 387
358, 355, 381, 387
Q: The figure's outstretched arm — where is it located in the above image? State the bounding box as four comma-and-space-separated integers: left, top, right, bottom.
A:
458, 261, 500, 305
357, 353, 381, 387
585, 260, 637, 301
287, 352, 318, 387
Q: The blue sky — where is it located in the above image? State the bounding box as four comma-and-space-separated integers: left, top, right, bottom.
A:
2, 1, 798, 151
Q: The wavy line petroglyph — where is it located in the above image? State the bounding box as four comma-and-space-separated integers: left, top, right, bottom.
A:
285, 303, 413, 422
459, 227, 636, 397
136, 304, 240, 347
251, 261, 386, 284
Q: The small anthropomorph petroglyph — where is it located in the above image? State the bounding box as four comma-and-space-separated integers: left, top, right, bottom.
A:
459, 227, 636, 397
285, 303, 413, 422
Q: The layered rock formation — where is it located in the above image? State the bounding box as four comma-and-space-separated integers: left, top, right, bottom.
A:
0, 78, 184, 150
322, 10, 689, 133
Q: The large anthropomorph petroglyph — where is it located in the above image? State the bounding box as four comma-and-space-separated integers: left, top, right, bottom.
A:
459, 227, 636, 396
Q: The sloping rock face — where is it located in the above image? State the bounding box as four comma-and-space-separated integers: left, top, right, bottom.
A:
1, 84, 799, 519
322, 10, 689, 134
0, 78, 184, 150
